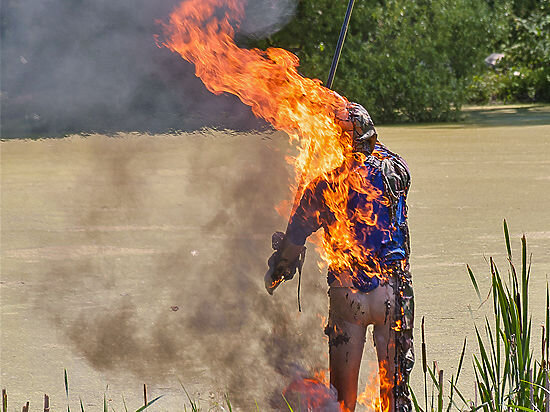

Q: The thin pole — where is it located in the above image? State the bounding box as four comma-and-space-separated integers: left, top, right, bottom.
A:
326, 0, 356, 89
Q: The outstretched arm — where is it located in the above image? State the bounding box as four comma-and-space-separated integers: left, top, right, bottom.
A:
264, 179, 326, 294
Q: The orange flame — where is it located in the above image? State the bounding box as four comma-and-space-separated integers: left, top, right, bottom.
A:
313, 369, 330, 386
283, 362, 393, 411
357, 361, 393, 412
160, 0, 389, 278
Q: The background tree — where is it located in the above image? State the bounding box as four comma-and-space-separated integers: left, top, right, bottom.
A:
254, 0, 548, 123
461, 0, 549, 104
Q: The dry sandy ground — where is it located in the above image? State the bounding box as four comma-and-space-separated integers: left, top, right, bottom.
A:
1, 106, 550, 410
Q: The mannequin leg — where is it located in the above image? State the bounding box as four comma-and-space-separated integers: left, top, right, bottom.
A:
327, 288, 367, 411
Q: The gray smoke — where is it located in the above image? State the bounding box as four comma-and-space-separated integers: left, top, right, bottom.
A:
33, 132, 330, 409
240, 0, 297, 39
0, 0, 296, 138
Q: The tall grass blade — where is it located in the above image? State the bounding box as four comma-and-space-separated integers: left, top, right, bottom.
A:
444, 339, 467, 412
468, 265, 482, 302
520, 379, 550, 395
224, 394, 232, 412
507, 405, 536, 412
503, 220, 512, 260
447, 375, 455, 412
409, 385, 422, 412
428, 362, 439, 387
64, 369, 71, 412
79, 398, 85, 412
546, 285, 549, 366
544, 371, 549, 412
133, 396, 163, 412
422, 316, 428, 412
178, 380, 199, 412
281, 393, 294, 412
521, 235, 528, 344
64, 369, 69, 397
456, 338, 467, 385
450, 384, 470, 409
431, 361, 436, 412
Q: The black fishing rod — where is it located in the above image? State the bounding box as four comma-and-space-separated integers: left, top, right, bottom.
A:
326, 0, 356, 89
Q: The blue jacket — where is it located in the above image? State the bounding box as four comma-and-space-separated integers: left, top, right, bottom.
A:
287, 142, 411, 292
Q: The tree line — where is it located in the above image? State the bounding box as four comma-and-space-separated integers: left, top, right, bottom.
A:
252, 0, 550, 122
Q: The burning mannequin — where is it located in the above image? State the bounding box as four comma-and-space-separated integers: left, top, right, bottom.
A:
265, 103, 414, 412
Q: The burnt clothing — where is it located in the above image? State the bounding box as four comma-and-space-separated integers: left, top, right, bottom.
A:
287, 142, 411, 293
391, 263, 415, 412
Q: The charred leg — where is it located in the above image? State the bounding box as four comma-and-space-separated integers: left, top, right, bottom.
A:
327, 319, 366, 411
327, 287, 367, 411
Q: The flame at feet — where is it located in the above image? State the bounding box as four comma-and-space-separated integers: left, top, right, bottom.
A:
357, 360, 393, 412
283, 362, 392, 412
283, 370, 341, 412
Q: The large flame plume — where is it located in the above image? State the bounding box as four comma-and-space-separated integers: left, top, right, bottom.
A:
159, 0, 347, 177
159, 0, 390, 278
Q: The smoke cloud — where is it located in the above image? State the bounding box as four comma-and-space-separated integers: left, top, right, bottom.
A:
31, 132, 331, 408
0, 0, 295, 138
2, 0, 344, 406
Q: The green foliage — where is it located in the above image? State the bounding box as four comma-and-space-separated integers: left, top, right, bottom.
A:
253, 0, 500, 122
468, 222, 549, 412
467, 0, 550, 104
250, 0, 550, 120
411, 221, 550, 412
466, 68, 549, 103
502, 3, 550, 102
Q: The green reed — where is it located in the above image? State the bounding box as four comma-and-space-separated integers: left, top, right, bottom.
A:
413, 220, 550, 412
